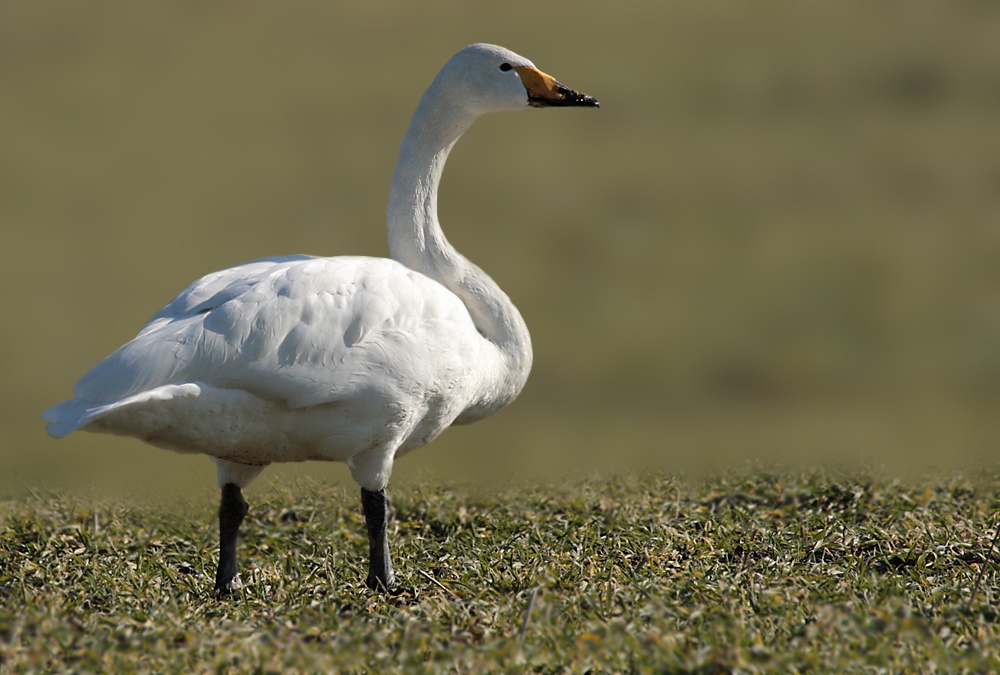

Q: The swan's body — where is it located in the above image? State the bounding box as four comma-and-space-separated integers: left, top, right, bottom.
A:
43, 43, 597, 593
45, 254, 512, 484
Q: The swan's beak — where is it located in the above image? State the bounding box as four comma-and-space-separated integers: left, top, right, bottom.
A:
513, 66, 600, 108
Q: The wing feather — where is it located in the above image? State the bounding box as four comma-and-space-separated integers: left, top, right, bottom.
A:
67, 255, 476, 416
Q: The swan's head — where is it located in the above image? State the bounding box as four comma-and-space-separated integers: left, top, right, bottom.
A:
431, 43, 599, 116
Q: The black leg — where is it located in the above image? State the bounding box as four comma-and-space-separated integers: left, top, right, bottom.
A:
361, 487, 394, 591
213, 483, 249, 597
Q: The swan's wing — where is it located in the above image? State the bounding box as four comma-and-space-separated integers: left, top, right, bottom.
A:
139, 254, 316, 336
45, 255, 477, 436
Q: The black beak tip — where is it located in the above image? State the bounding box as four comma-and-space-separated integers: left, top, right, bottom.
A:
529, 89, 601, 109
566, 89, 600, 108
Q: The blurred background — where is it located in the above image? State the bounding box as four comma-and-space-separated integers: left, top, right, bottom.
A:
3, 1, 1000, 497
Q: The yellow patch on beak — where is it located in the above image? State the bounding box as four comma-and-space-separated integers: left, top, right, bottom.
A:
512, 66, 600, 108
513, 66, 562, 101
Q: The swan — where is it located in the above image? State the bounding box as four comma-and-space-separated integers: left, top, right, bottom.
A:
43, 43, 598, 595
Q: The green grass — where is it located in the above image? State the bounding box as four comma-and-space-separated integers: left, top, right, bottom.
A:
3, 469, 1000, 673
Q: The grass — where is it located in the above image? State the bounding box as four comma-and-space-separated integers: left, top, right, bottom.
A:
2, 468, 1000, 673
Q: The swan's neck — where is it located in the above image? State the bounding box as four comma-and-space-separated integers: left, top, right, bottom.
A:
387, 92, 532, 413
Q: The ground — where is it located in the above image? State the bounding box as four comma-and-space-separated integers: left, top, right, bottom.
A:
2, 468, 999, 673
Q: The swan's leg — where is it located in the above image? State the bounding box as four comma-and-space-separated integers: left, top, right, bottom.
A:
362, 487, 395, 591
213, 483, 249, 597
210, 459, 265, 597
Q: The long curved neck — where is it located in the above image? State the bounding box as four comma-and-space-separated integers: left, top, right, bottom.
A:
387, 90, 532, 408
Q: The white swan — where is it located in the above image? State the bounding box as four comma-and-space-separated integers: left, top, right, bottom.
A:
43, 43, 598, 594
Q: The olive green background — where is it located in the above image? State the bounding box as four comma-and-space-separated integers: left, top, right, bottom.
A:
3, 1, 1000, 496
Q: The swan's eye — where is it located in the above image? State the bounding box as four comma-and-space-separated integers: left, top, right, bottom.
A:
499, 63, 513, 72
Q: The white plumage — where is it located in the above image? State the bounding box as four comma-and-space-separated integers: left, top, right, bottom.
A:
43, 43, 597, 592
45, 255, 498, 489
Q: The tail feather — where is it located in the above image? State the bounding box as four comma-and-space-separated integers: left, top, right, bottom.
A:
42, 384, 204, 439
42, 398, 102, 439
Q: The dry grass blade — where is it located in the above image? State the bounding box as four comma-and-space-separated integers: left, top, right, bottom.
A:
966, 516, 1000, 612
416, 568, 460, 599
518, 586, 538, 645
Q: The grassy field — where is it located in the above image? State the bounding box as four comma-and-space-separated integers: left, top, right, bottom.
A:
3, 468, 1000, 673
